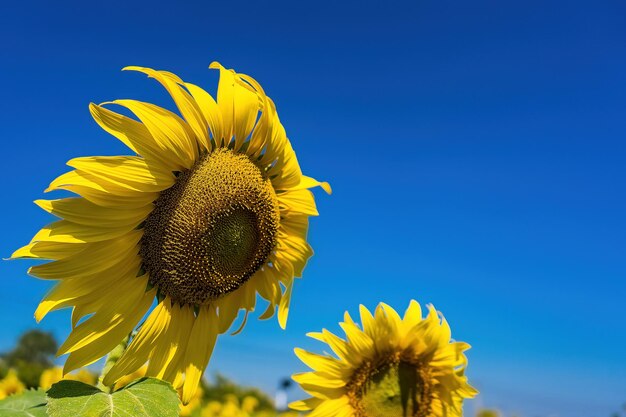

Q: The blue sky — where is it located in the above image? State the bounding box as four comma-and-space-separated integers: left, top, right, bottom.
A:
1, 1, 625, 416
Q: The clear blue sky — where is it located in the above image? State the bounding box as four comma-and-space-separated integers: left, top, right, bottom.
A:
1, 1, 625, 416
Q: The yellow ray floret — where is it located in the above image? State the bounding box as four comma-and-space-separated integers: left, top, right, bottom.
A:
13, 62, 330, 403
290, 300, 477, 417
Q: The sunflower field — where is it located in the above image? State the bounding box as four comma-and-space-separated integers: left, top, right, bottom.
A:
0, 63, 482, 417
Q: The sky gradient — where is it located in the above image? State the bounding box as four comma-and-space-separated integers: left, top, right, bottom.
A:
1, 1, 625, 416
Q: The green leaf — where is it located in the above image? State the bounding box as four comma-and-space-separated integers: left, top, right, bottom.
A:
0, 388, 47, 417
46, 378, 180, 417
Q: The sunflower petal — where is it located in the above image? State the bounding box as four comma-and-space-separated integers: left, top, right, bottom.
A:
46, 170, 158, 207
289, 397, 324, 411
34, 198, 152, 229
124, 66, 211, 151
67, 156, 174, 191
210, 62, 260, 152
184, 82, 224, 147
182, 305, 218, 404
278, 189, 318, 216
278, 278, 294, 329
11, 241, 86, 260
89, 103, 175, 171
29, 231, 142, 279
62, 286, 155, 373
104, 299, 172, 385
292, 176, 332, 194
112, 99, 197, 169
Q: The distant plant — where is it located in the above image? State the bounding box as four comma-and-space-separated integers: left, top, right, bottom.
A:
3, 330, 57, 367
203, 374, 275, 411
476, 408, 501, 417
1, 330, 57, 388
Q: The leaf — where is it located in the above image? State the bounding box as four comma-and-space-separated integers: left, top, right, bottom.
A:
46, 377, 180, 417
0, 388, 47, 417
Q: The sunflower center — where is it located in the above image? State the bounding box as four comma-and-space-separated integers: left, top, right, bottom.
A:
140, 148, 280, 305
348, 357, 433, 417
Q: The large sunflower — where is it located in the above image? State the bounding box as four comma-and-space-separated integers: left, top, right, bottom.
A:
12, 63, 330, 402
290, 301, 477, 417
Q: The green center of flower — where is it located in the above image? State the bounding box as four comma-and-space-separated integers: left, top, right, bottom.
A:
349, 357, 432, 417
140, 148, 280, 305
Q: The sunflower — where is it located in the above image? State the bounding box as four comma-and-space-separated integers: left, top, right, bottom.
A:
0, 370, 25, 400
39, 367, 97, 390
290, 301, 477, 417
12, 63, 330, 403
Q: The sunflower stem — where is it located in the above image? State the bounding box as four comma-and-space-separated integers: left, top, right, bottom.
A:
97, 334, 130, 393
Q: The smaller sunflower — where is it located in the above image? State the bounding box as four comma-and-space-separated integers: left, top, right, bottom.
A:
290, 300, 477, 417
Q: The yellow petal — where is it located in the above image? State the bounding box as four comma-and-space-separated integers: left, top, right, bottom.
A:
210, 62, 259, 152
34, 198, 153, 229
89, 103, 175, 171
402, 299, 423, 331
182, 305, 218, 404
161, 305, 195, 383
339, 315, 374, 357
278, 189, 319, 216
291, 373, 345, 399
62, 286, 155, 373
104, 299, 171, 385
184, 82, 224, 147
307, 396, 351, 417
289, 397, 323, 411
58, 275, 152, 355
293, 349, 348, 378
291, 176, 332, 194
29, 231, 142, 279
274, 233, 313, 278
358, 305, 377, 339
11, 241, 86, 260
278, 278, 294, 329
67, 156, 174, 192
267, 137, 303, 190
216, 293, 242, 334
258, 100, 288, 165
124, 66, 211, 151
112, 99, 197, 170
46, 170, 158, 208
29, 219, 137, 244
35, 254, 141, 322
306, 330, 356, 365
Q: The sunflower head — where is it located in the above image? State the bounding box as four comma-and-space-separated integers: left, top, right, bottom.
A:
13, 62, 330, 403
290, 300, 477, 417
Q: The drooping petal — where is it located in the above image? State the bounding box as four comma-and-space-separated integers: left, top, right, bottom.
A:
34, 253, 141, 322
60, 283, 155, 374
144, 304, 193, 381
103, 299, 172, 386
278, 278, 294, 329
181, 305, 218, 404
62, 288, 154, 373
